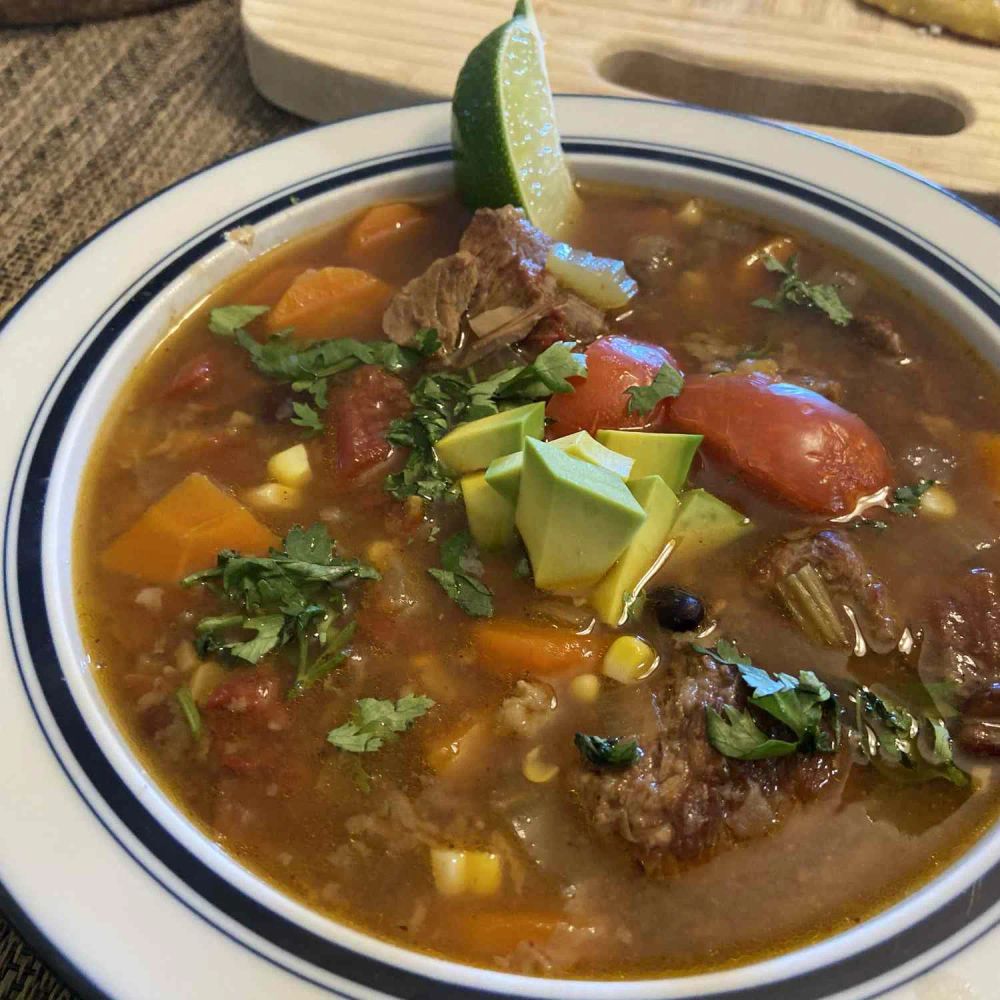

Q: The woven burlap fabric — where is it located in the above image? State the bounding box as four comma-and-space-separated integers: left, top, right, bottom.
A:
0, 2, 302, 994
0, 0, 304, 321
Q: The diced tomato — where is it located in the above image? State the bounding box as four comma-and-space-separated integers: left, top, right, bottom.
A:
164, 351, 222, 398
660, 373, 892, 516
328, 367, 410, 477
205, 670, 281, 715
545, 335, 680, 438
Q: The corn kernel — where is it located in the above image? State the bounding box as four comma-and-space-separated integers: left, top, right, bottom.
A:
522, 746, 559, 784
267, 443, 313, 488
365, 540, 397, 571
228, 410, 255, 428
405, 495, 425, 521
243, 483, 302, 510
569, 673, 600, 703
430, 848, 501, 896
675, 198, 704, 226
920, 485, 957, 519
189, 660, 227, 706
602, 636, 658, 685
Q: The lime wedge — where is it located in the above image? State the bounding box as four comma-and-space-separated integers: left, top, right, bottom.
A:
452, 0, 580, 236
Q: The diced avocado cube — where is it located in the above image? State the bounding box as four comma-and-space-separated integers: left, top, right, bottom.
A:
590, 476, 681, 625
436, 402, 545, 475
515, 438, 647, 592
668, 489, 752, 568
596, 430, 702, 492
484, 451, 523, 504
485, 431, 632, 504
461, 472, 516, 551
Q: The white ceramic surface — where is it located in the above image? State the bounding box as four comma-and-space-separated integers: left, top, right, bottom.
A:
1, 98, 998, 1000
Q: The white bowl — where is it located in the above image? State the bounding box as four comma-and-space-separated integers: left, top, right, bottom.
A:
1, 98, 998, 1000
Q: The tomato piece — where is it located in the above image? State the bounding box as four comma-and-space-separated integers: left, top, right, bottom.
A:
661, 373, 892, 516
164, 351, 222, 398
545, 335, 680, 438
205, 671, 281, 715
328, 367, 410, 477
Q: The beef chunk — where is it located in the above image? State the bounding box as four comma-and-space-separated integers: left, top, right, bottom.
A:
382, 206, 606, 362
382, 251, 479, 351
753, 529, 899, 651
573, 648, 844, 875
926, 567, 1000, 696
459, 205, 556, 314
855, 311, 906, 358
625, 233, 676, 288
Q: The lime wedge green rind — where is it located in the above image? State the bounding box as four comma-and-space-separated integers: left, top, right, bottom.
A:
451, 0, 580, 235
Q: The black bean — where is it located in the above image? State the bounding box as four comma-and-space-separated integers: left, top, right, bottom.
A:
649, 586, 705, 632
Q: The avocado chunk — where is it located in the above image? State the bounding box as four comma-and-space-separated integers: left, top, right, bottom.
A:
596, 430, 702, 492
436, 402, 545, 475
485, 431, 633, 503
515, 438, 647, 592
668, 489, 752, 568
461, 472, 516, 550
590, 476, 681, 625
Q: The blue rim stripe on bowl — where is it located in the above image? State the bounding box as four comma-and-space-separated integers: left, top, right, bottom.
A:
3, 130, 1000, 1000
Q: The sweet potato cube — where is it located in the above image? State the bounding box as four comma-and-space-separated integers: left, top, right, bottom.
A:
101, 473, 280, 584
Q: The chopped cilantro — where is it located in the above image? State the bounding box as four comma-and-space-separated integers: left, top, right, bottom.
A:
327, 694, 435, 753
696, 640, 838, 760
182, 523, 376, 696
385, 341, 587, 502
427, 531, 494, 617
625, 362, 684, 415
208, 304, 270, 336
752, 254, 853, 327
175, 687, 202, 738
889, 478, 936, 516
214, 321, 439, 430
574, 734, 643, 768
854, 687, 967, 787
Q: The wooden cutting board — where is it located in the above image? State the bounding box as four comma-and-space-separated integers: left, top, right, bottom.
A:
241, 0, 999, 199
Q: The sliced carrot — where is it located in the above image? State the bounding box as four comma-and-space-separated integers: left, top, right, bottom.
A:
267, 266, 393, 341
239, 264, 303, 307
101, 473, 280, 584
347, 202, 428, 261
735, 235, 797, 294
975, 432, 1000, 494
425, 714, 491, 774
443, 909, 566, 958
471, 621, 611, 677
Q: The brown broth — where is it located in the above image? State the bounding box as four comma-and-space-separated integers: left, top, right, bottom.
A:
75, 184, 1000, 978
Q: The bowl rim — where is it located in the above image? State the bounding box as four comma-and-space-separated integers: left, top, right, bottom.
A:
2, 96, 999, 1000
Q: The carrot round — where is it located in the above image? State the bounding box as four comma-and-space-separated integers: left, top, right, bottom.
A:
471, 620, 610, 677
347, 202, 428, 261
267, 266, 392, 341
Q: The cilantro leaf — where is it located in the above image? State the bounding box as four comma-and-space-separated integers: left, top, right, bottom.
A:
625, 362, 684, 415
427, 532, 494, 617
327, 694, 435, 753
889, 479, 936, 516
290, 401, 324, 434
751, 254, 853, 327
855, 687, 968, 787
574, 733, 642, 768
226, 614, 285, 663
706, 706, 798, 760
209, 304, 270, 336
698, 640, 838, 760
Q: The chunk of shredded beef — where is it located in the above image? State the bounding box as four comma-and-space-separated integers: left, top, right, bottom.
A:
382, 207, 606, 360
854, 311, 906, 358
753, 529, 899, 651
573, 648, 844, 875
382, 251, 479, 352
